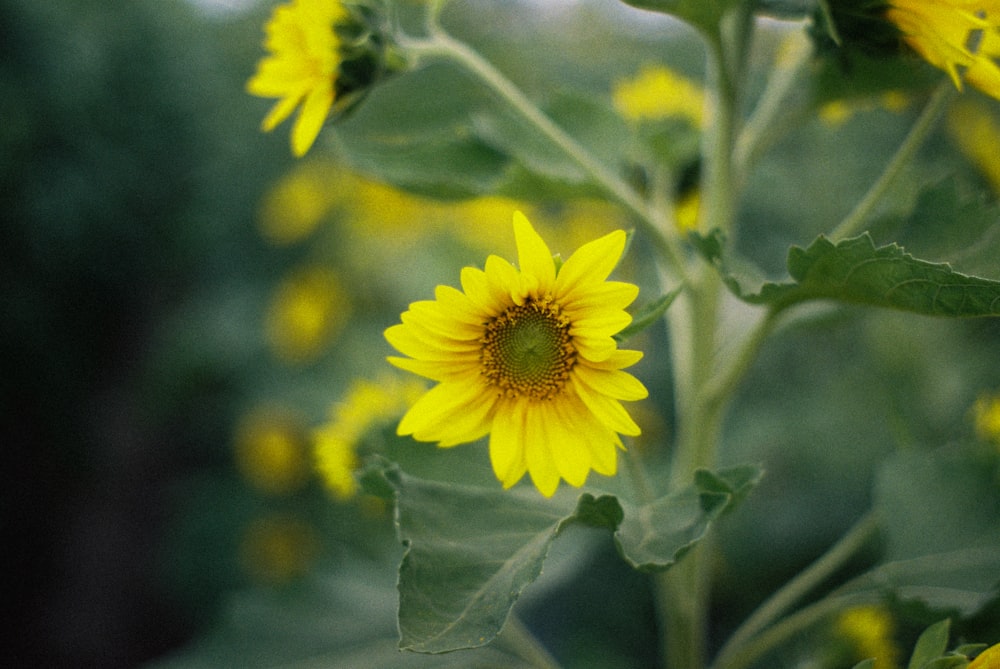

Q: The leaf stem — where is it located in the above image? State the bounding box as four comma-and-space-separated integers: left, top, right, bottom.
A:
829, 80, 956, 242
710, 511, 882, 669
398, 26, 688, 278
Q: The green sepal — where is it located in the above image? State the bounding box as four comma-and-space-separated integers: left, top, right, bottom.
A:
908, 619, 951, 669
615, 284, 683, 342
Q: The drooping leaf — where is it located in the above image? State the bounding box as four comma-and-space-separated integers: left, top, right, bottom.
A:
616, 0, 741, 34
614, 464, 764, 572
837, 448, 1000, 617
385, 461, 762, 652
703, 232, 1000, 317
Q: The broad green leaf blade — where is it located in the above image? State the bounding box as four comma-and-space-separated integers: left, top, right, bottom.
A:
615, 285, 683, 342
392, 470, 569, 653
756, 0, 817, 18
615, 485, 728, 572
838, 448, 1000, 617
716, 233, 1000, 317
693, 464, 765, 513
616, 0, 739, 33
908, 619, 951, 669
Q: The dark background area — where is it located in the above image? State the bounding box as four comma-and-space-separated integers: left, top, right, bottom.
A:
0, 0, 288, 664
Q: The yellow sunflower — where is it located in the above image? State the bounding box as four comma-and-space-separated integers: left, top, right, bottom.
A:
385, 211, 648, 497
886, 0, 1000, 100
246, 0, 347, 157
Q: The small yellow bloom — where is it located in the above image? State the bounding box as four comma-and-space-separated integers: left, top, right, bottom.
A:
969, 642, 1000, 668
886, 0, 1000, 100
266, 266, 350, 363
246, 0, 348, 157
234, 406, 310, 495
612, 64, 707, 126
258, 160, 340, 245
973, 392, 1000, 445
948, 99, 1000, 194
385, 211, 648, 497
314, 375, 425, 499
239, 514, 319, 584
836, 605, 902, 669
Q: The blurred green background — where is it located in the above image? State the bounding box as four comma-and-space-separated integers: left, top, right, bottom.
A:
4, 0, 1000, 667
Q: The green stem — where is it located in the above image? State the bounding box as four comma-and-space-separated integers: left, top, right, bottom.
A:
712, 592, 881, 669
499, 615, 564, 669
710, 511, 882, 669
657, 10, 753, 668
733, 29, 813, 185
399, 28, 688, 278
829, 80, 956, 241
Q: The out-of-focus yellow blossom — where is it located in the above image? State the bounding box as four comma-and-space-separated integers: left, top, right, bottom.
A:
968, 642, 1000, 668
314, 375, 426, 499
973, 392, 1000, 445
612, 64, 706, 126
258, 160, 341, 245
266, 266, 350, 363
246, 0, 349, 157
234, 405, 311, 495
835, 605, 902, 669
675, 189, 701, 232
948, 99, 1000, 194
885, 0, 1000, 100
819, 91, 911, 126
238, 514, 319, 584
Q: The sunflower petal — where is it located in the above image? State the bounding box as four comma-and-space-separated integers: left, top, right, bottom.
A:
513, 211, 556, 293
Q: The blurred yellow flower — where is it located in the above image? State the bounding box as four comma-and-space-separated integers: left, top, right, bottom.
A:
314, 375, 425, 499
266, 266, 350, 363
819, 91, 910, 126
385, 211, 647, 497
948, 99, 1000, 194
239, 514, 319, 584
968, 642, 1000, 668
612, 64, 706, 125
973, 392, 1000, 445
258, 160, 341, 245
246, 0, 348, 156
836, 605, 902, 669
886, 0, 1000, 100
234, 405, 310, 495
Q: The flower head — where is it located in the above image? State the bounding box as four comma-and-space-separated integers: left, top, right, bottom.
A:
314, 375, 425, 499
968, 643, 1000, 668
385, 211, 648, 497
247, 0, 348, 157
886, 0, 1000, 99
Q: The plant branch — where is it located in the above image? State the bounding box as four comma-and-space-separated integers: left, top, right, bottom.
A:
399, 27, 688, 278
829, 80, 956, 241
711, 511, 882, 669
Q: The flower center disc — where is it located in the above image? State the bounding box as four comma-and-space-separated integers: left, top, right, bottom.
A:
481, 298, 576, 400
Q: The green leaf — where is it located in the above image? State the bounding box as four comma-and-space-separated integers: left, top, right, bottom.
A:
614, 465, 763, 571
756, 0, 817, 18
385, 461, 762, 651
693, 464, 765, 513
845, 448, 1000, 617
852, 660, 877, 669
920, 658, 970, 669
714, 233, 1000, 317
615, 285, 683, 342
616, 0, 740, 33
908, 619, 951, 669
391, 469, 572, 653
